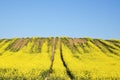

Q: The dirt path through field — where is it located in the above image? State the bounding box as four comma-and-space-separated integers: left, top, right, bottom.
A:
45, 38, 56, 80
59, 38, 75, 80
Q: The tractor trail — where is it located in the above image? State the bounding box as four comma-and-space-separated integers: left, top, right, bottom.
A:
59, 38, 75, 80
45, 38, 56, 80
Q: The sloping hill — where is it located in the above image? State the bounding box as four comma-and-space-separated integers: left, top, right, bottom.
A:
0, 37, 120, 80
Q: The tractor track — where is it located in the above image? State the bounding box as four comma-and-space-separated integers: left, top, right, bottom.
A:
45, 38, 56, 80
59, 38, 75, 80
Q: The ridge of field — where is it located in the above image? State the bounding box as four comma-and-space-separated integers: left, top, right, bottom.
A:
0, 37, 120, 80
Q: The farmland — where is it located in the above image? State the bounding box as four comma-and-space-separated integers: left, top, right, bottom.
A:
0, 37, 120, 80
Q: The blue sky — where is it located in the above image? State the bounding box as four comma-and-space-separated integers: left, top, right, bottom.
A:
0, 0, 120, 39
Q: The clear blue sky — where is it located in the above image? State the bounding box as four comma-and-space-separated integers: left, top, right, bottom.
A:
0, 0, 120, 39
